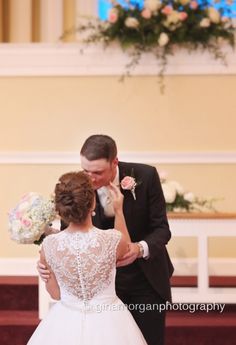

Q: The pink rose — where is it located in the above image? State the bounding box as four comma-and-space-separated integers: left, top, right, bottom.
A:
179, 12, 188, 21
108, 9, 118, 23
21, 218, 32, 228
121, 176, 137, 200
190, 1, 198, 10
141, 8, 152, 19
121, 176, 136, 190
161, 5, 173, 15
15, 211, 22, 220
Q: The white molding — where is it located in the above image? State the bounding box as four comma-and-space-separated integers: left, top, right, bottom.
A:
0, 257, 235, 276
0, 257, 37, 276
0, 43, 236, 76
0, 151, 236, 164
172, 258, 236, 276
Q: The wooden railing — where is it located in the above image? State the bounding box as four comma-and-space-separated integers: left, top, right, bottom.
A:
168, 212, 236, 219
168, 212, 236, 303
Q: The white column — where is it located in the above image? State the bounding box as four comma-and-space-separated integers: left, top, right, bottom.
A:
40, 0, 63, 42
76, 0, 97, 17
75, 0, 97, 41
197, 232, 209, 298
9, 0, 32, 42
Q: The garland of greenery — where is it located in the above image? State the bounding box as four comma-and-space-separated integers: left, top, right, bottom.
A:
72, 0, 235, 92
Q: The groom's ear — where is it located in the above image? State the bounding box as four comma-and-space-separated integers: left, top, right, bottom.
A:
112, 157, 119, 168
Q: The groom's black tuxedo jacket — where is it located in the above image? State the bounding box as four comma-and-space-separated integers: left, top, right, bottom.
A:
92, 161, 174, 302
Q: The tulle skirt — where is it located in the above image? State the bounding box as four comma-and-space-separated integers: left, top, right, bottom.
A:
27, 298, 147, 345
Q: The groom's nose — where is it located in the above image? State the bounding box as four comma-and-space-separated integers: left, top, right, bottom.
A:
87, 172, 96, 182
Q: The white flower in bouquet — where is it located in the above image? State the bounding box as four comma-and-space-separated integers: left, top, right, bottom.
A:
8, 192, 56, 244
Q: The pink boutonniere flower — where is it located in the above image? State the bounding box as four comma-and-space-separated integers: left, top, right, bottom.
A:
120, 176, 137, 200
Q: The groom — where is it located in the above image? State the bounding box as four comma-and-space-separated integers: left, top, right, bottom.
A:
79, 134, 173, 345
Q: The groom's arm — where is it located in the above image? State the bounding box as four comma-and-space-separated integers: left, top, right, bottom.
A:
117, 166, 170, 266
143, 166, 171, 256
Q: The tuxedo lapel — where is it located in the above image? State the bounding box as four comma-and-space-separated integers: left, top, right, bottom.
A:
93, 192, 105, 228
118, 162, 135, 223
93, 191, 115, 229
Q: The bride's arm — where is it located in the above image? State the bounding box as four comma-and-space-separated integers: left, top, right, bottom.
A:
40, 247, 61, 300
109, 183, 131, 259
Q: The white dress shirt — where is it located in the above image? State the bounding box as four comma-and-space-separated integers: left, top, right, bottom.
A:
97, 169, 120, 217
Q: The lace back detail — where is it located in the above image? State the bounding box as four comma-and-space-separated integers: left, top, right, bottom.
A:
43, 228, 121, 301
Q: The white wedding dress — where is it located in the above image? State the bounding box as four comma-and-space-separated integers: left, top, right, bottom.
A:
27, 227, 147, 345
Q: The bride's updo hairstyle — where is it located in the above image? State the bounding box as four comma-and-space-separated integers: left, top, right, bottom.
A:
55, 171, 94, 224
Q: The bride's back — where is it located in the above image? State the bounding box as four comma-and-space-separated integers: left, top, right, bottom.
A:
43, 228, 121, 302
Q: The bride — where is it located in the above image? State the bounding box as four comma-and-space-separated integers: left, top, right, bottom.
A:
27, 171, 147, 345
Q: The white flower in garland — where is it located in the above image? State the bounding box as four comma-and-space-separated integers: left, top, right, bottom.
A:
160, 174, 217, 212
162, 182, 177, 203
183, 192, 195, 203
179, 0, 191, 5
200, 17, 211, 27
208, 7, 221, 24
125, 17, 139, 28
158, 32, 170, 46
144, 0, 162, 12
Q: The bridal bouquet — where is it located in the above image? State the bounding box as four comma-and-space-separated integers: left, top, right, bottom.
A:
8, 192, 56, 244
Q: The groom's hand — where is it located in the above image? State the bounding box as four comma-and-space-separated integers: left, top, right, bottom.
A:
37, 260, 51, 282
116, 242, 139, 267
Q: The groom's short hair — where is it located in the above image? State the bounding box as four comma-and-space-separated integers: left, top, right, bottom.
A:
80, 134, 117, 162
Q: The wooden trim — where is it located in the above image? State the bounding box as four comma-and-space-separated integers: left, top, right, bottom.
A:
0, 276, 38, 285
0, 310, 39, 325
1, 275, 235, 288
168, 212, 236, 220
171, 275, 236, 287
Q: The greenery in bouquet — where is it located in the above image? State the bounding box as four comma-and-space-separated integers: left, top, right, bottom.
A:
75, 0, 235, 91
160, 175, 217, 212
8, 192, 56, 245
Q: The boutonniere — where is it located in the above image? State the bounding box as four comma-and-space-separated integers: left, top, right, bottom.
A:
120, 169, 141, 200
